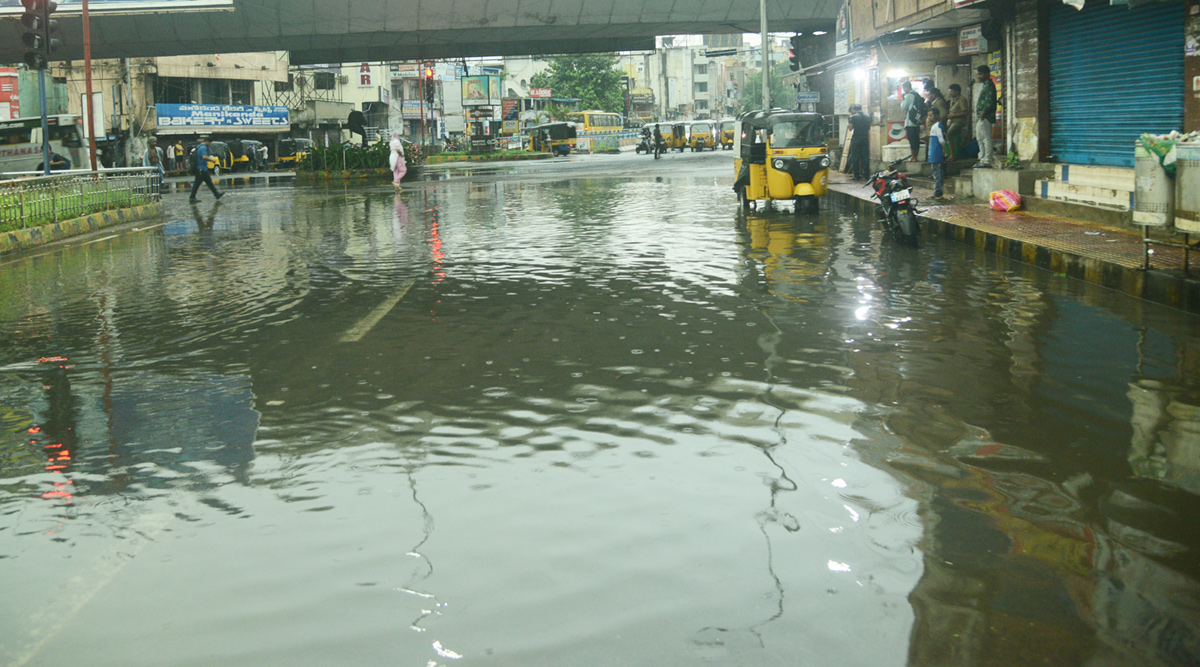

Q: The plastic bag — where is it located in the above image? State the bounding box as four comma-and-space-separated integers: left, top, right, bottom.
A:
1140, 134, 1177, 179
989, 190, 1022, 212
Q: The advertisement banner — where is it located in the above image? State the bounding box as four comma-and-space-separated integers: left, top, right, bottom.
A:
462, 76, 501, 107
502, 99, 518, 120
529, 88, 552, 99
0, 0, 231, 15
156, 104, 289, 130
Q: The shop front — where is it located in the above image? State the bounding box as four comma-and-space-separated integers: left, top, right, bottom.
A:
1047, 0, 1185, 167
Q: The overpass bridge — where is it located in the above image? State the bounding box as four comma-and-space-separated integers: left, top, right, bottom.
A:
1, 0, 838, 65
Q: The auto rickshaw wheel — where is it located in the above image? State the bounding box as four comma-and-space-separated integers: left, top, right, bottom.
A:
739, 187, 751, 210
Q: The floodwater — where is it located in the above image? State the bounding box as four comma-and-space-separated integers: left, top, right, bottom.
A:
2, 162, 1199, 666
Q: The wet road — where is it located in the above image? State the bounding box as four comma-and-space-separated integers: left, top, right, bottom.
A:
2, 150, 1199, 666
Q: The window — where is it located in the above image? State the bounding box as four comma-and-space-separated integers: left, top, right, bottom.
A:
695, 64, 707, 75
314, 72, 336, 90
694, 82, 708, 94
230, 80, 253, 105
275, 74, 294, 92
157, 76, 192, 105
199, 78, 224, 104
696, 100, 708, 110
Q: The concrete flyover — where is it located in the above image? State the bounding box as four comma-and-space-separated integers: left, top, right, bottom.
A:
0, 0, 839, 65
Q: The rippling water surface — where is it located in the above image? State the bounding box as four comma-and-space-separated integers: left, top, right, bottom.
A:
2, 168, 1199, 666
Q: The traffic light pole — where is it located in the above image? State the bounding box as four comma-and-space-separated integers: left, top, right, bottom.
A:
419, 73, 426, 147
760, 0, 769, 110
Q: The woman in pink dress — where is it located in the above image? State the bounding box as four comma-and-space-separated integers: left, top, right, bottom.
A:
389, 134, 407, 190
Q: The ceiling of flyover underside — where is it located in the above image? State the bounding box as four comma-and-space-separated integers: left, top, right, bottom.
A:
0, 0, 839, 65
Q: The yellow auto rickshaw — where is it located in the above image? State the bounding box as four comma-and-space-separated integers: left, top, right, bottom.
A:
719, 119, 736, 150
732, 110, 830, 213
278, 137, 314, 166
527, 122, 577, 156
688, 122, 716, 151
664, 122, 688, 152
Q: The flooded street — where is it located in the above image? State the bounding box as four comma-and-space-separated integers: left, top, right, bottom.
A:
2, 152, 1199, 666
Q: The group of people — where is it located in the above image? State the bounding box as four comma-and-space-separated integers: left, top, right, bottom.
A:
845, 64, 999, 200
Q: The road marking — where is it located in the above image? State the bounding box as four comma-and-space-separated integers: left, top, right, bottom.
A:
339, 279, 416, 343
11, 512, 172, 667
81, 234, 118, 246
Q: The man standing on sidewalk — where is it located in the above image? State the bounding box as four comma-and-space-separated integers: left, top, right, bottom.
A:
847, 104, 872, 180
973, 65, 998, 168
928, 108, 947, 200
189, 137, 224, 201
900, 81, 925, 162
946, 83, 969, 161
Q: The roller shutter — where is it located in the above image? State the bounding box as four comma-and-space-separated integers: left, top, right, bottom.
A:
1048, 1, 1183, 167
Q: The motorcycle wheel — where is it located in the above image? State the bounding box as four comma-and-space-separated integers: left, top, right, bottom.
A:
896, 209, 920, 246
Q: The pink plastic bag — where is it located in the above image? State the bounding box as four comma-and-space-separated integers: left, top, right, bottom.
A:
989, 190, 1022, 212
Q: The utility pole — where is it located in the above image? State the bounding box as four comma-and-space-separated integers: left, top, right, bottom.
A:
760, 0, 769, 110
83, 0, 98, 170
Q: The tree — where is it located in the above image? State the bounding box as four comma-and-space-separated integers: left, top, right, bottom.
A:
738, 61, 796, 114
529, 55, 625, 112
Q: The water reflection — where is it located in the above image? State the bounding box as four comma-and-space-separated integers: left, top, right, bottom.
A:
0, 174, 1198, 665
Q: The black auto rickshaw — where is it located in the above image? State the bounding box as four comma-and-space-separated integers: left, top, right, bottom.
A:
227, 139, 268, 172
733, 110, 831, 213
527, 122, 577, 156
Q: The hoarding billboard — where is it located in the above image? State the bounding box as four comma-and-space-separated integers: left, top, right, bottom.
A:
0, 0, 231, 14
462, 75, 501, 107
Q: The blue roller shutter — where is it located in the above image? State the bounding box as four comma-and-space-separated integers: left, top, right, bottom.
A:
1048, 1, 1183, 167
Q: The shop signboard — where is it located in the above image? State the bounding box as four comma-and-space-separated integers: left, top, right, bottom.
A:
391, 64, 419, 78
959, 24, 985, 56
156, 104, 289, 130
530, 88, 552, 99
401, 100, 426, 119
502, 120, 519, 134
0, 0, 231, 14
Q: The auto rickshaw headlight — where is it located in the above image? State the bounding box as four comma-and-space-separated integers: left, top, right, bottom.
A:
773, 158, 785, 170
820, 157, 831, 168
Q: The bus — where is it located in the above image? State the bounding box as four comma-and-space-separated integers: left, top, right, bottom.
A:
565, 111, 623, 134
0, 114, 87, 175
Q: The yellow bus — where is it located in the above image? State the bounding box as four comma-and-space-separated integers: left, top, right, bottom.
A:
565, 111, 623, 134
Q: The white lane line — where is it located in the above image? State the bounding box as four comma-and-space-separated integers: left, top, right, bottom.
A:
81, 234, 119, 246
339, 279, 417, 343
11, 512, 173, 667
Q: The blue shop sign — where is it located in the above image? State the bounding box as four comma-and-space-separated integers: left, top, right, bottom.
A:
156, 104, 290, 128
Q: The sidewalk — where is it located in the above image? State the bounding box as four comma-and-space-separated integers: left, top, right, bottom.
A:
825, 173, 1200, 314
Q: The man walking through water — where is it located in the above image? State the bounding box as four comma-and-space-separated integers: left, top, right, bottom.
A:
189, 136, 224, 201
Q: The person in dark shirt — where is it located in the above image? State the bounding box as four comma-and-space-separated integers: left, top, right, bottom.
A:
37, 151, 71, 172
847, 104, 872, 180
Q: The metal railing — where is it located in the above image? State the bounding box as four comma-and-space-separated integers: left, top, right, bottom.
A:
0, 168, 162, 232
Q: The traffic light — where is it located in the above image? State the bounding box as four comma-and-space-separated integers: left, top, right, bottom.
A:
21, 0, 59, 70
424, 64, 435, 106
788, 35, 802, 72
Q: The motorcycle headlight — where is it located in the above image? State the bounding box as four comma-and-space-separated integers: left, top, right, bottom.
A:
772, 158, 785, 170
820, 157, 830, 168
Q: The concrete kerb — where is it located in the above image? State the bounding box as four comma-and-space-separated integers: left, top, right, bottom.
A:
1, 202, 164, 255
824, 184, 1200, 314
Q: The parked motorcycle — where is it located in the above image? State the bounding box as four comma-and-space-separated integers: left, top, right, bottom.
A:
866, 159, 920, 246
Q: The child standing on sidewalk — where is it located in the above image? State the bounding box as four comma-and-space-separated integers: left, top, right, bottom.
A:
927, 108, 947, 200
